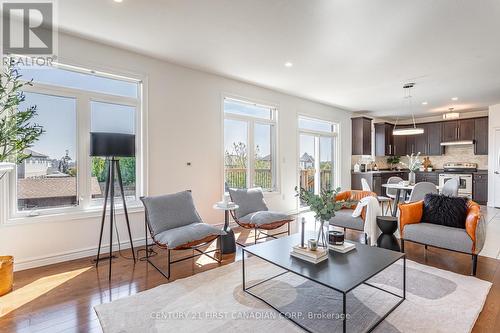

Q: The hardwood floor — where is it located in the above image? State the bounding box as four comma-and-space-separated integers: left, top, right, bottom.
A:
1, 224, 500, 333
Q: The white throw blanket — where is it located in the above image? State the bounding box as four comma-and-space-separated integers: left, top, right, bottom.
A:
352, 196, 382, 246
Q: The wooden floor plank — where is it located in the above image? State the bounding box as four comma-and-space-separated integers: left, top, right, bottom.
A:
0, 222, 499, 332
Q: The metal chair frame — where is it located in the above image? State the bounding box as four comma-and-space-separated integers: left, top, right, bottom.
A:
142, 200, 222, 279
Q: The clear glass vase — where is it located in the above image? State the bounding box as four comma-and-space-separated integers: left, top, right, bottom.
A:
409, 171, 416, 185
316, 219, 329, 248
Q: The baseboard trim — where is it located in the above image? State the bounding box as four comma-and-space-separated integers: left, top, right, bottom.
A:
13, 237, 149, 272
14, 212, 300, 272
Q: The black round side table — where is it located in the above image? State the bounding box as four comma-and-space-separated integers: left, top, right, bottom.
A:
376, 216, 401, 252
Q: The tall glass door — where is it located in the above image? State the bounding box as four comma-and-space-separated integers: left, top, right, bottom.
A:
298, 117, 337, 207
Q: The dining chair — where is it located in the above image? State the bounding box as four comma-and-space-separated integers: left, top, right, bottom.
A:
406, 182, 438, 203
361, 178, 392, 215
441, 179, 459, 196
386, 176, 404, 200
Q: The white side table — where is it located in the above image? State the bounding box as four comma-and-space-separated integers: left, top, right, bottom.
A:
213, 203, 239, 254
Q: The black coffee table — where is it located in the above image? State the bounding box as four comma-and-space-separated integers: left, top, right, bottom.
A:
242, 234, 405, 333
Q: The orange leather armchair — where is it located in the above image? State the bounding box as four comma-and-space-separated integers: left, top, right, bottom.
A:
330, 190, 377, 244
399, 200, 485, 275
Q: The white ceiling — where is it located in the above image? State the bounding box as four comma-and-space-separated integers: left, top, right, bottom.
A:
57, 0, 500, 118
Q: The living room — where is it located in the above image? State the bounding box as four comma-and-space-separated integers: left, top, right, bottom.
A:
0, 1, 499, 332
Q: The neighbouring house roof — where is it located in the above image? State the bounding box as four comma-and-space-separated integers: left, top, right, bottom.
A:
25, 149, 49, 159
300, 152, 314, 163
17, 177, 102, 199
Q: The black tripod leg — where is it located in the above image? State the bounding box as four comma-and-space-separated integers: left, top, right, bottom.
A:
109, 160, 116, 282
116, 160, 136, 262
96, 159, 111, 267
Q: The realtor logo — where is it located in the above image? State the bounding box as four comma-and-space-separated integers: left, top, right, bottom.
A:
1, 1, 56, 55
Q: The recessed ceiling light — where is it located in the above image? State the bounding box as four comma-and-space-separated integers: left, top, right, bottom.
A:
451, 97, 458, 101
114, 0, 123, 3
422, 101, 428, 105
284, 62, 293, 68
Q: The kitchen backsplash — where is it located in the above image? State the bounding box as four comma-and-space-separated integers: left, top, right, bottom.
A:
352, 145, 488, 170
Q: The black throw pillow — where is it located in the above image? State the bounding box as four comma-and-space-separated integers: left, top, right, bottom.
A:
421, 193, 468, 229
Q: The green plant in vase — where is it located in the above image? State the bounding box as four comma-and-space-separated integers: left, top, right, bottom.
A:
386, 156, 400, 170
295, 186, 357, 247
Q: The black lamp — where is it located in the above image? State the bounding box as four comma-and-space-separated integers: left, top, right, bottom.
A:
90, 132, 136, 281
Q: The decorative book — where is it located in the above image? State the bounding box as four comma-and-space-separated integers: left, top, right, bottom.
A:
290, 245, 328, 264
328, 241, 356, 253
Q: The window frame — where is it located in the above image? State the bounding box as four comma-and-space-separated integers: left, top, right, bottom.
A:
6, 64, 145, 221
222, 95, 279, 192
297, 115, 340, 198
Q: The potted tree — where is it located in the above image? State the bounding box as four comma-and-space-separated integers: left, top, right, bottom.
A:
0, 60, 43, 296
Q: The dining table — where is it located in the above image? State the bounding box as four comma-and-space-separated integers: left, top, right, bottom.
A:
382, 183, 439, 217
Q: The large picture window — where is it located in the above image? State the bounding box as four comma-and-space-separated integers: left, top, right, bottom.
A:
224, 97, 277, 191
10, 63, 142, 217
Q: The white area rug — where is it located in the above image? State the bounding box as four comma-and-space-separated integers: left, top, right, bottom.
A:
95, 257, 491, 333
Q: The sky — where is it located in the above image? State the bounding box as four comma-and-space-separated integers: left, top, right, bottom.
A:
18, 66, 137, 161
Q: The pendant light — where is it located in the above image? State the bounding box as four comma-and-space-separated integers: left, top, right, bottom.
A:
393, 83, 424, 135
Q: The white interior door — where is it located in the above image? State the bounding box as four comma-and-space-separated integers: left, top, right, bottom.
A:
494, 129, 500, 207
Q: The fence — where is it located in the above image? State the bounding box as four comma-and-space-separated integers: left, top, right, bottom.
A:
225, 168, 332, 191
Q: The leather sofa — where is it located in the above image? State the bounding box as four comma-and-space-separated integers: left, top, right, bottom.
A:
399, 200, 485, 275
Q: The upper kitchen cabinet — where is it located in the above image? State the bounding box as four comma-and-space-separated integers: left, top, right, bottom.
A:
442, 119, 475, 142
392, 126, 407, 156
426, 122, 444, 155
459, 119, 475, 141
412, 123, 443, 156
442, 121, 458, 142
375, 123, 393, 156
352, 117, 372, 155
474, 117, 488, 155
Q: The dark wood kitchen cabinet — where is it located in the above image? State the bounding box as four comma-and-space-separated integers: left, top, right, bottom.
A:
393, 128, 407, 156
442, 119, 475, 142
473, 172, 488, 205
442, 121, 458, 142
352, 117, 372, 155
458, 119, 475, 141
412, 123, 443, 156
415, 172, 439, 185
426, 122, 444, 155
375, 123, 393, 156
415, 125, 427, 155
474, 117, 488, 155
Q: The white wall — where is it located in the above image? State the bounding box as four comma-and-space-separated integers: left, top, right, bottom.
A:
488, 104, 500, 206
0, 33, 353, 271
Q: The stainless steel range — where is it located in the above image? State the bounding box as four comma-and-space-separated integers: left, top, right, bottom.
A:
438, 162, 477, 199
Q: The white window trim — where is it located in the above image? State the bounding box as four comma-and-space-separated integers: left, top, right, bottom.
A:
222, 95, 280, 193
3, 65, 147, 223
296, 114, 341, 206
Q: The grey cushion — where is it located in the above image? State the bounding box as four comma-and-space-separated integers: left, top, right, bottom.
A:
329, 209, 365, 231
238, 211, 292, 226
141, 191, 203, 236
154, 223, 225, 249
403, 223, 473, 254
229, 187, 268, 219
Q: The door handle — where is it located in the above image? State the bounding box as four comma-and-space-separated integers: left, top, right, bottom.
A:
495, 171, 500, 175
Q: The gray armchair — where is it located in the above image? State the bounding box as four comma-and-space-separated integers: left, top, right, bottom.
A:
227, 187, 293, 245
141, 190, 225, 279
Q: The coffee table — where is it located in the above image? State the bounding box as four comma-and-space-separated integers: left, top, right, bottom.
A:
242, 234, 405, 333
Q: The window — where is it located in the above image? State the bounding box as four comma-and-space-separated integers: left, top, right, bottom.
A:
11, 63, 142, 216
298, 116, 338, 206
90, 101, 136, 200
224, 97, 277, 191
